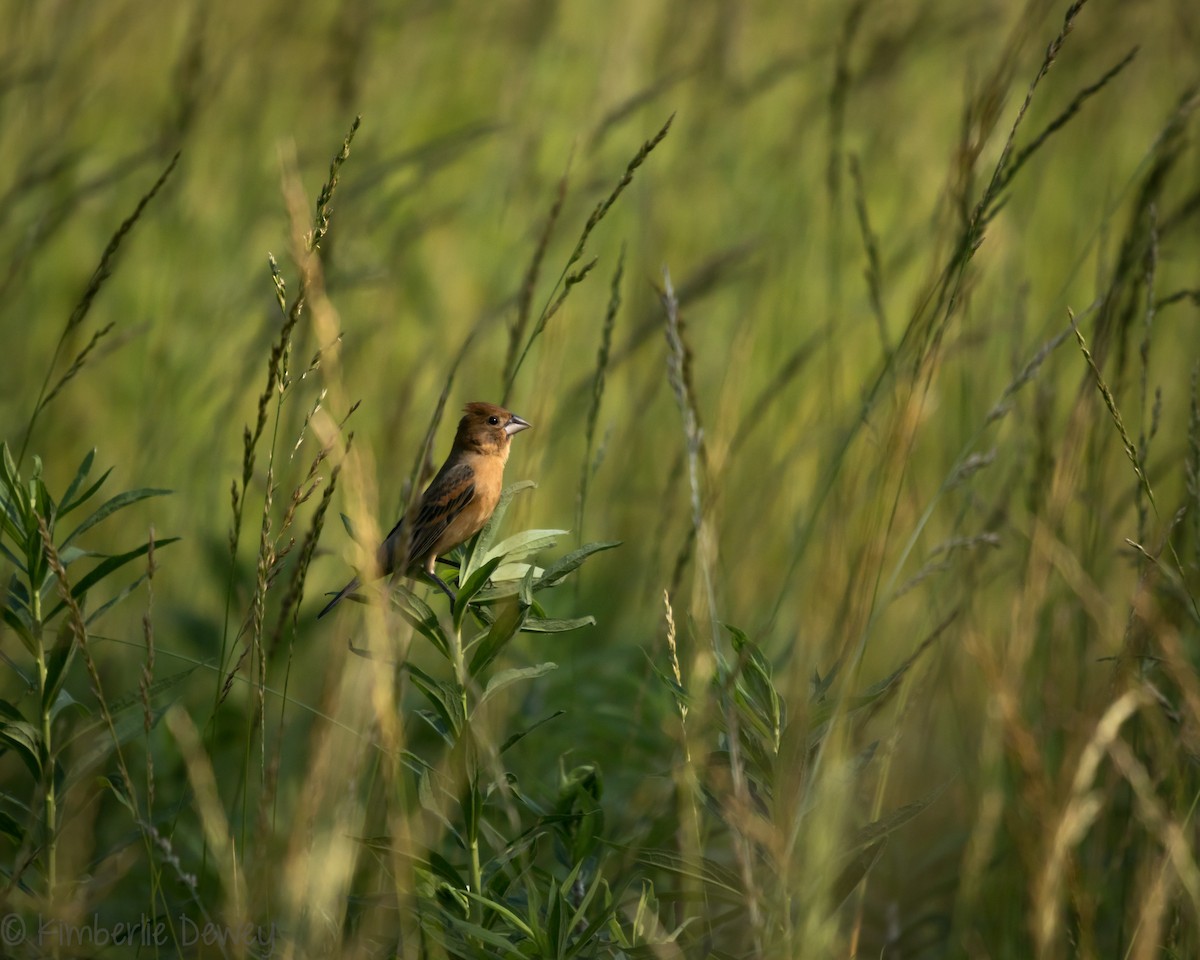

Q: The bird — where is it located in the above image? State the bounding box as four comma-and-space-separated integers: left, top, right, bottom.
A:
317, 401, 531, 618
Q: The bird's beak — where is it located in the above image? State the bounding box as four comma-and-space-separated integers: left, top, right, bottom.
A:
505, 414, 531, 436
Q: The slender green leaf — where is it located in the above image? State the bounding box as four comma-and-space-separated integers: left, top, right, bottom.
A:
469, 598, 529, 678
454, 554, 504, 627
0, 512, 24, 551
535, 540, 621, 587
62, 701, 172, 791
459, 889, 537, 940
0, 445, 27, 513
84, 572, 149, 625
49, 689, 83, 723
490, 561, 544, 581
518, 561, 535, 606
727, 624, 782, 751
499, 710, 566, 754
831, 839, 887, 910
0, 717, 43, 779
41, 619, 78, 714
564, 875, 621, 959
521, 615, 595, 633
34, 475, 55, 530
57, 448, 96, 518
46, 537, 180, 620
59, 466, 114, 518
60, 488, 172, 549
427, 850, 467, 889
441, 912, 528, 958
480, 662, 557, 705
55, 546, 92, 567
546, 876, 564, 953
406, 662, 461, 738
2, 604, 36, 656
418, 767, 461, 835
0, 807, 24, 844
101, 775, 138, 817
395, 590, 450, 660
0, 444, 15, 485
635, 850, 744, 898
844, 782, 948, 855
484, 529, 566, 565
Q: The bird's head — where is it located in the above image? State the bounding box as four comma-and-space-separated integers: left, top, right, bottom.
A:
455, 402, 531, 458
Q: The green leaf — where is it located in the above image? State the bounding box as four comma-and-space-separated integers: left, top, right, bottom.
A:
46, 537, 180, 621
521, 615, 595, 633
0, 525, 24, 563
491, 561, 544, 581
0, 714, 43, 780
468, 597, 529, 678
60, 488, 172, 549
830, 838, 887, 911
41, 617, 78, 714
62, 667, 195, 746
480, 663, 557, 705
394, 590, 450, 660
0, 807, 25, 844
406, 662, 462, 739
101, 775, 138, 817
49, 689, 83, 723
84, 572, 150, 625
458, 889, 537, 940
413, 709, 455, 747
518, 561, 535, 606
59, 465, 114, 518
55, 545, 92, 567
453, 554, 504, 627
426, 850, 467, 889
2, 604, 37, 657
0, 444, 27, 514
61, 701, 174, 792
726, 624, 782, 751
844, 782, 948, 856
636, 849, 745, 900
418, 767, 462, 836
57, 449, 96, 518
441, 912, 529, 958
34, 474, 55, 529
484, 529, 566, 565
499, 710, 566, 754
535, 540, 621, 588
564, 874, 621, 959
546, 876, 565, 953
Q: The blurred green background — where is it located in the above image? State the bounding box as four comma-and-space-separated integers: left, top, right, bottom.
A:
3, 0, 1200, 955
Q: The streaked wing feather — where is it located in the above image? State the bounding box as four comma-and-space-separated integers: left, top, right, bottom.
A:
407, 462, 476, 565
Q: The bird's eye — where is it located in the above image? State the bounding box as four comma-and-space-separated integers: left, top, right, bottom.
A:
488, 416, 500, 425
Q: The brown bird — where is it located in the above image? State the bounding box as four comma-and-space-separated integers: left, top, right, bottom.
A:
318, 402, 531, 618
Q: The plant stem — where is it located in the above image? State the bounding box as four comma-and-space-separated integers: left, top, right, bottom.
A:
449, 621, 483, 924
33, 591, 56, 901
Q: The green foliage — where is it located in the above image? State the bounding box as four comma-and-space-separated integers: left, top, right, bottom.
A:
0, 443, 173, 898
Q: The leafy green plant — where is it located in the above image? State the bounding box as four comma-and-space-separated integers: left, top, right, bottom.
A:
316, 480, 625, 955
0, 443, 174, 897
634, 614, 942, 958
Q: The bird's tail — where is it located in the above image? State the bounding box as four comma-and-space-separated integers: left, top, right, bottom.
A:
317, 577, 360, 619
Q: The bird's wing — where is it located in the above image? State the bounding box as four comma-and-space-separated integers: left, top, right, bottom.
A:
405, 461, 476, 567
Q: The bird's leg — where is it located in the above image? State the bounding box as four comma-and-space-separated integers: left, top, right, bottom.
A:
435, 556, 461, 569
426, 570, 457, 605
